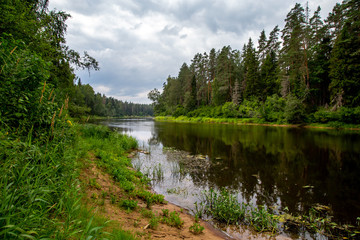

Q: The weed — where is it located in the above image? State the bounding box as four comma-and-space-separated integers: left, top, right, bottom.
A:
162, 209, 169, 217
97, 198, 105, 206
141, 209, 155, 218
89, 178, 101, 189
189, 222, 205, 235
249, 205, 277, 232
152, 163, 164, 181
110, 193, 117, 204
203, 188, 246, 224
120, 199, 138, 211
101, 190, 108, 198
91, 192, 98, 199
149, 217, 159, 230
160, 211, 184, 229
120, 180, 135, 192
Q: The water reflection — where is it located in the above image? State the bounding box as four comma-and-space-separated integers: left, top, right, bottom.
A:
102, 119, 360, 226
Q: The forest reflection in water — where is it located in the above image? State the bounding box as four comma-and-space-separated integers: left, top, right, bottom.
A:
105, 119, 360, 226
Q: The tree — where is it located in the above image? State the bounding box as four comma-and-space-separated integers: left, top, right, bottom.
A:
279, 3, 307, 98
243, 38, 260, 99
257, 30, 267, 64
329, 12, 360, 107
148, 88, 164, 114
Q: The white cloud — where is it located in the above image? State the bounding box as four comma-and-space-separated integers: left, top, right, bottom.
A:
49, 0, 340, 104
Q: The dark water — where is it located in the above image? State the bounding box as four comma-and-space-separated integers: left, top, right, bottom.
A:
102, 118, 360, 234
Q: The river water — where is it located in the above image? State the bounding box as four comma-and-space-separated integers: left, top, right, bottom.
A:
101, 118, 360, 238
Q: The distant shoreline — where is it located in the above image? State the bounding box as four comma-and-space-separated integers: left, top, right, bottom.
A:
154, 116, 360, 131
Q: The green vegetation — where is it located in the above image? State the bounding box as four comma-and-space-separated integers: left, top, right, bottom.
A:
195, 188, 360, 237
160, 210, 184, 229
0, 113, 139, 238
0, 1, 152, 238
189, 221, 205, 235
149, 0, 360, 127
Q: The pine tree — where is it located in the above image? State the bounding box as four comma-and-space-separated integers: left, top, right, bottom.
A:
257, 30, 267, 64
279, 3, 307, 98
243, 38, 260, 99
329, 0, 360, 107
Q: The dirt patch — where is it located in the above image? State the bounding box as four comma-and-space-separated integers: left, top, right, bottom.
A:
79, 156, 229, 240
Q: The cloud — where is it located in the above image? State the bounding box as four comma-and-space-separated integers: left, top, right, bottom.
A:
49, 0, 340, 104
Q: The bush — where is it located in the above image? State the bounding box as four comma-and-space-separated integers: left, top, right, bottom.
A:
339, 107, 360, 124
283, 95, 306, 123
173, 105, 186, 117
260, 95, 285, 122
238, 98, 261, 118
221, 102, 239, 118
312, 108, 339, 123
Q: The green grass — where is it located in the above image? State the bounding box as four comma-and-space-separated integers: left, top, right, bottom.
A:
0, 123, 140, 239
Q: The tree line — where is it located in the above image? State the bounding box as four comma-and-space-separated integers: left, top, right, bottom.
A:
72, 81, 153, 117
149, 0, 360, 124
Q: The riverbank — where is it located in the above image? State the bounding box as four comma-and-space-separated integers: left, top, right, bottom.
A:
155, 116, 360, 131
75, 124, 230, 239
0, 123, 226, 239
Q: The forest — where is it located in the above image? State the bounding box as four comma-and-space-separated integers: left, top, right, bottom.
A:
149, 0, 360, 125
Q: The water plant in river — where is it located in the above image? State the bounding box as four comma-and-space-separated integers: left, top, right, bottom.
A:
196, 188, 360, 238
202, 188, 247, 224
151, 163, 164, 182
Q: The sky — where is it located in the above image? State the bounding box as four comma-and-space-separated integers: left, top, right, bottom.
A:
49, 0, 340, 104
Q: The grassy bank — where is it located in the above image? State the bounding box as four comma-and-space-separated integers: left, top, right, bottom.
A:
155, 116, 360, 130
0, 122, 141, 239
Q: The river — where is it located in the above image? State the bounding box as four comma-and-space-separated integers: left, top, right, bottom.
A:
101, 118, 360, 238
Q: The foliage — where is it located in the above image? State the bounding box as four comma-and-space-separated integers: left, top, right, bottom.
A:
196, 188, 360, 237
283, 95, 306, 123
260, 95, 285, 122
189, 222, 205, 235
160, 211, 184, 229
120, 199, 138, 211
202, 188, 246, 225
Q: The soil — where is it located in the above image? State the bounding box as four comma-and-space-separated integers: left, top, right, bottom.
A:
79, 155, 230, 240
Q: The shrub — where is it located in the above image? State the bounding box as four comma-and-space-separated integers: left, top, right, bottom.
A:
283, 95, 306, 123
221, 102, 239, 118
260, 95, 285, 122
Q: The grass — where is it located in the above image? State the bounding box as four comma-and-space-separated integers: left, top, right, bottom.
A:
0, 121, 145, 239
196, 188, 360, 237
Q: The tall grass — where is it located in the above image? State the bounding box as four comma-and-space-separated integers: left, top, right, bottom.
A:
0, 121, 140, 239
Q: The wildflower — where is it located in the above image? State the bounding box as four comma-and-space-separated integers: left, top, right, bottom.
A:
67, 120, 72, 126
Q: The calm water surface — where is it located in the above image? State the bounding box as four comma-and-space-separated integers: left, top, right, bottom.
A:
101, 118, 360, 237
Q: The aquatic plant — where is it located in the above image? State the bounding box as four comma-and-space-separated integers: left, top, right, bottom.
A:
196, 188, 360, 238
202, 188, 246, 224
152, 163, 164, 181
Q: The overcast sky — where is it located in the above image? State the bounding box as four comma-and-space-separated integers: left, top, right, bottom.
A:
49, 0, 340, 104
